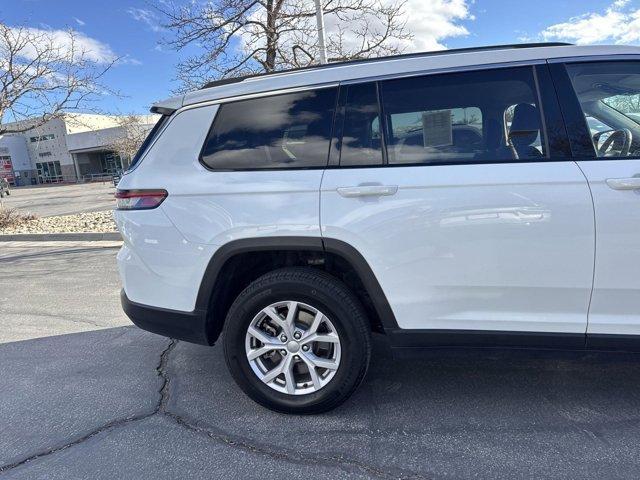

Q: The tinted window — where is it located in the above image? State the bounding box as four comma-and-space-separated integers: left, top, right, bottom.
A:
129, 115, 170, 170
201, 88, 337, 170
380, 67, 546, 165
340, 83, 383, 166
505, 103, 543, 151
566, 62, 640, 158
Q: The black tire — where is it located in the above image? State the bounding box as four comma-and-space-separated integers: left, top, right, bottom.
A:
223, 267, 371, 414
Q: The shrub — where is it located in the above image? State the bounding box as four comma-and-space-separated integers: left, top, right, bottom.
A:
0, 207, 38, 229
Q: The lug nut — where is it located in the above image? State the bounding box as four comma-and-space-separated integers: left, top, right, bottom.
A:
280, 335, 287, 342
294, 355, 300, 360
294, 331, 301, 340
280, 350, 287, 356
302, 345, 310, 352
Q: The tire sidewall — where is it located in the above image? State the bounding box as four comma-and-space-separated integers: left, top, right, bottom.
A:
224, 275, 369, 413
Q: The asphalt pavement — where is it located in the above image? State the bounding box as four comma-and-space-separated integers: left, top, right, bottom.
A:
1, 183, 116, 217
2, 243, 640, 479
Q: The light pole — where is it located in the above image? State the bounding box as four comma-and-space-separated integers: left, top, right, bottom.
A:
313, 0, 328, 64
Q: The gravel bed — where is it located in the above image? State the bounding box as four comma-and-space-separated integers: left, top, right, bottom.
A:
0, 211, 117, 234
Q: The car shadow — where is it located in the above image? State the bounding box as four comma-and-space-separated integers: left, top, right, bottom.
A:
168, 334, 640, 478
3, 327, 640, 479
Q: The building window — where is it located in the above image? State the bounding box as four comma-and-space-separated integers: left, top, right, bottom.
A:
36, 160, 62, 183
38, 151, 52, 157
100, 151, 123, 174
30, 134, 55, 143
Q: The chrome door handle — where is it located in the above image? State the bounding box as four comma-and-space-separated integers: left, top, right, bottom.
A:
336, 185, 398, 198
606, 177, 640, 190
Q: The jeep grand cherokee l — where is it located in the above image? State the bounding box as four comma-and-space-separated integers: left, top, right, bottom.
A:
116, 43, 640, 413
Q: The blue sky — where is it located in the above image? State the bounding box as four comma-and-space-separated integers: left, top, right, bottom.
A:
3, 0, 638, 113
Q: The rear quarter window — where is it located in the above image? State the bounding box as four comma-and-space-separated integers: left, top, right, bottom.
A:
201, 88, 338, 170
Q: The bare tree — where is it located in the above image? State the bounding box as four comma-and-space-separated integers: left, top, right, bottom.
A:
0, 24, 117, 134
155, 0, 412, 91
105, 115, 155, 170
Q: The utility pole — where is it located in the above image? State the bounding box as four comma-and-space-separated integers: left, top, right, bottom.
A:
314, 0, 328, 64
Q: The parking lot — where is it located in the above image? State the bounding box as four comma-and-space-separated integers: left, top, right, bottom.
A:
1, 183, 116, 217
2, 243, 640, 479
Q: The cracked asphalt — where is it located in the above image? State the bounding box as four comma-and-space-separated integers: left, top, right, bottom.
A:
2, 244, 640, 479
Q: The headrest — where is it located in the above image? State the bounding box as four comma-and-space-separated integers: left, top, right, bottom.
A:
510, 103, 541, 146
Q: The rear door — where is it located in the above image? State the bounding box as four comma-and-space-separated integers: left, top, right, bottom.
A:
320, 65, 595, 344
551, 60, 640, 343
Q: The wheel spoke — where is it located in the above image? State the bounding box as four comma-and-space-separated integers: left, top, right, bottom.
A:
262, 306, 290, 336
283, 355, 296, 394
284, 301, 298, 335
302, 352, 339, 371
247, 325, 275, 346
301, 332, 340, 345
247, 343, 280, 361
307, 311, 324, 336
261, 356, 287, 384
300, 355, 322, 389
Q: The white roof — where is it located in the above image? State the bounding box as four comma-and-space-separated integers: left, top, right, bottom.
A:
154, 44, 640, 112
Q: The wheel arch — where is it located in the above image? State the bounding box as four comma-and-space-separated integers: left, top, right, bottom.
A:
195, 236, 399, 345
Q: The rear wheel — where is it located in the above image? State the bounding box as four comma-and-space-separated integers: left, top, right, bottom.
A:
223, 267, 371, 414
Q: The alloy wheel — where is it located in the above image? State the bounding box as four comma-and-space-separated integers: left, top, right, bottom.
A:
244, 301, 341, 395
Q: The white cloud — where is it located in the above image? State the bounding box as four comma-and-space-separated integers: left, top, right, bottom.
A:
127, 7, 163, 32
400, 0, 473, 51
539, 1, 640, 45
321, 0, 473, 52
73, 17, 86, 26
6, 26, 119, 64
322, 0, 473, 52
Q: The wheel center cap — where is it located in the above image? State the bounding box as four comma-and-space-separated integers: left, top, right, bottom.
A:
286, 341, 300, 353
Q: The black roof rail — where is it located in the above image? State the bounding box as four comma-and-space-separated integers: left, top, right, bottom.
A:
201, 42, 573, 90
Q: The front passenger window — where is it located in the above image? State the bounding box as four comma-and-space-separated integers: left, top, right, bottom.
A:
566, 61, 640, 158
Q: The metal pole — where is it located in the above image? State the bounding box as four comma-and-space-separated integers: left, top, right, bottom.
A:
314, 0, 328, 64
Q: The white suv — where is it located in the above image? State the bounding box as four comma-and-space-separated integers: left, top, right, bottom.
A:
116, 43, 640, 413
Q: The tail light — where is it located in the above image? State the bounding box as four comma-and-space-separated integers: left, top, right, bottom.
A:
115, 189, 168, 210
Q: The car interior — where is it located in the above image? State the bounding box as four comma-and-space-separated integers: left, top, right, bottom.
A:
380, 73, 547, 165
568, 62, 640, 157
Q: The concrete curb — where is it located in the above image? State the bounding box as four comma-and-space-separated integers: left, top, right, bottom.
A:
0, 232, 122, 242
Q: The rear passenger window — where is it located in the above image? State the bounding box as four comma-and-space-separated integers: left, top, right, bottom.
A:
201, 88, 337, 170
380, 67, 546, 165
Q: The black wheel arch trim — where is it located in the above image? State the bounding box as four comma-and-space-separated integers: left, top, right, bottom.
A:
194, 236, 400, 339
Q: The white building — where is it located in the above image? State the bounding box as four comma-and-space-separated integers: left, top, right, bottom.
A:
0, 114, 156, 185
